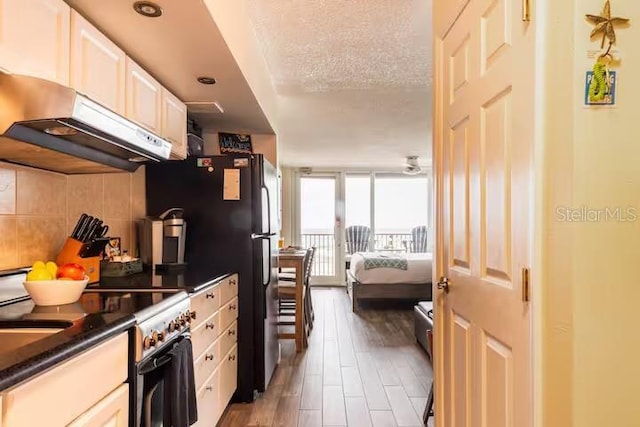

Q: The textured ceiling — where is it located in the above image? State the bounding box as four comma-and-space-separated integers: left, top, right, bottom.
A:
247, 0, 432, 168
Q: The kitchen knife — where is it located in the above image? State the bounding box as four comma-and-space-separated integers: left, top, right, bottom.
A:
75, 215, 93, 241
71, 213, 88, 239
82, 218, 101, 242
88, 220, 104, 241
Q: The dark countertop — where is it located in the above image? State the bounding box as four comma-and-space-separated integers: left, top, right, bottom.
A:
0, 267, 231, 391
88, 266, 233, 294
0, 297, 135, 391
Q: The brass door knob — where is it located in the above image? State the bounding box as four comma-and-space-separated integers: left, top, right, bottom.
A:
437, 277, 450, 293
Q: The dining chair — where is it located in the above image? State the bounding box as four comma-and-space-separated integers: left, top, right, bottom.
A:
277, 247, 315, 343
280, 246, 316, 330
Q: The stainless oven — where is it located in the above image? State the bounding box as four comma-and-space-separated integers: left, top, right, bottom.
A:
137, 332, 191, 426
129, 292, 195, 427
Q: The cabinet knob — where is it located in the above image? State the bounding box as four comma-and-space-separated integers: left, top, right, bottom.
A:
205, 385, 213, 392
229, 354, 236, 361
205, 354, 214, 361
228, 329, 236, 336
206, 322, 215, 330
229, 304, 237, 310
230, 279, 237, 286
206, 293, 215, 299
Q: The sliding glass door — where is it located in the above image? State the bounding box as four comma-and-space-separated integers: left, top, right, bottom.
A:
294, 171, 431, 286
373, 174, 429, 252
297, 174, 341, 285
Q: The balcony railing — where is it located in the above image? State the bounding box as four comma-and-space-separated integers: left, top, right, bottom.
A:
300, 232, 415, 278
300, 233, 336, 277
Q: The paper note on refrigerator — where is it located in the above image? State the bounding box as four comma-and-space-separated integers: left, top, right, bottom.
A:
223, 168, 240, 200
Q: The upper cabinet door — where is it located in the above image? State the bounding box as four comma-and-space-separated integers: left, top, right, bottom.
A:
70, 10, 126, 114
0, 0, 70, 84
125, 57, 162, 133
161, 88, 187, 159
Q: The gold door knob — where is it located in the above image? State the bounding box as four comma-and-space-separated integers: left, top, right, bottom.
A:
437, 276, 450, 293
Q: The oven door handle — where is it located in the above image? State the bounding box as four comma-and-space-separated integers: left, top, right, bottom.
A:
139, 353, 173, 376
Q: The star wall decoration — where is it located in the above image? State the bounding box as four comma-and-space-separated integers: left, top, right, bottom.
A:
586, 0, 630, 49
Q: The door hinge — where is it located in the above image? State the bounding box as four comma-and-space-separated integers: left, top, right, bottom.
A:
522, 0, 531, 22
522, 267, 530, 302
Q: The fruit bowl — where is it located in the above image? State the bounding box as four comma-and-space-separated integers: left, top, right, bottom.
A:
22, 277, 89, 306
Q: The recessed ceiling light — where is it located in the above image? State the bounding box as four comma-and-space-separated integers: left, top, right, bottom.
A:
133, 1, 162, 18
197, 77, 217, 85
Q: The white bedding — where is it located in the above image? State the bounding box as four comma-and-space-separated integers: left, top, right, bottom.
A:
349, 252, 433, 284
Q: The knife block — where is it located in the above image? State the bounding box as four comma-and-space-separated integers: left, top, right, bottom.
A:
56, 238, 101, 283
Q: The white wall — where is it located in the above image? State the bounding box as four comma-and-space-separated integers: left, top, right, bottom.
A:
539, 0, 640, 425
280, 167, 295, 245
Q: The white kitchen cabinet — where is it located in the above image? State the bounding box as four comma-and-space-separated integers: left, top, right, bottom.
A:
190, 274, 238, 426
126, 57, 162, 133
70, 10, 126, 114
0, 0, 70, 84
217, 345, 238, 421
1, 333, 127, 427
67, 383, 128, 427
161, 88, 188, 159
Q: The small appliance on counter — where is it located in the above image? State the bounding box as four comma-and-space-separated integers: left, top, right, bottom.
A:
137, 208, 187, 271
57, 213, 110, 283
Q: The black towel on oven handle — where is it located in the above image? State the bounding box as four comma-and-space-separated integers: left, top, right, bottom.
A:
163, 336, 198, 426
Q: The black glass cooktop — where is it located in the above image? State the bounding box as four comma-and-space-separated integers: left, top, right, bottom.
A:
77, 291, 185, 317
86, 267, 230, 294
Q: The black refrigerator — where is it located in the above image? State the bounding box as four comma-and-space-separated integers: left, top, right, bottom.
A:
145, 154, 280, 402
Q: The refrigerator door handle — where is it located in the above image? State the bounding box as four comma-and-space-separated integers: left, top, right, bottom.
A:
262, 238, 273, 288
262, 185, 272, 235
251, 233, 276, 240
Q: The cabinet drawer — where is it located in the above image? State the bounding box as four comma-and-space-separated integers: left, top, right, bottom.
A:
218, 344, 238, 415
67, 383, 128, 427
3, 333, 127, 426
219, 274, 238, 305
191, 310, 220, 358
194, 366, 220, 427
190, 285, 220, 329
219, 321, 238, 362
193, 336, 221, 392
219, 297, 238, 332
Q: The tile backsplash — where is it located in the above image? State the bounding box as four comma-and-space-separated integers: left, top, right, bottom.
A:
0, 163, 145, 270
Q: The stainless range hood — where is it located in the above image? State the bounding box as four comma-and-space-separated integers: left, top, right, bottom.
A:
0, 74, 172, 174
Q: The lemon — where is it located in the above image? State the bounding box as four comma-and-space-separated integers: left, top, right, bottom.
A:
32, 261, 46, 270
26, 268, 53, 281
45, 261, 58, 278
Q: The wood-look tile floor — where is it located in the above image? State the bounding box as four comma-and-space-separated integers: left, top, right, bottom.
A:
219, 288, 435, 427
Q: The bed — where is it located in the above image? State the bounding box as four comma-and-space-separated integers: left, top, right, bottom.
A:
346, 252, 433, 312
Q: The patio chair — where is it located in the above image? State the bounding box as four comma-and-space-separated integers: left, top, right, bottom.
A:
345, 225, 371, 254
411, 225, 428, 253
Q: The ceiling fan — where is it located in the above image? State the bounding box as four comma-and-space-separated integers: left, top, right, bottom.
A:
403, 156, 422, 175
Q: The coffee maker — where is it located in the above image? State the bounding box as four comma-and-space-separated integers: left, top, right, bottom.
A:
138, 208, 187, 270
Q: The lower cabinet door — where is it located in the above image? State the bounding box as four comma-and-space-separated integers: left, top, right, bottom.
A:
67, 383, 128, 427
194, 367, 220, 427
218, 344, 238, 418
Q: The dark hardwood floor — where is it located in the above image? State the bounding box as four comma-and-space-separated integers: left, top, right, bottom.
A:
219, 288, 434, 427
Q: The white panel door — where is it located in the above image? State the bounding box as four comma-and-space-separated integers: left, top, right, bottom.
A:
433, 0, 534, 426
125, 57, 162, 133
0, 0, 70, 84
70, 10, 126, 114
162, 88, 188, 159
